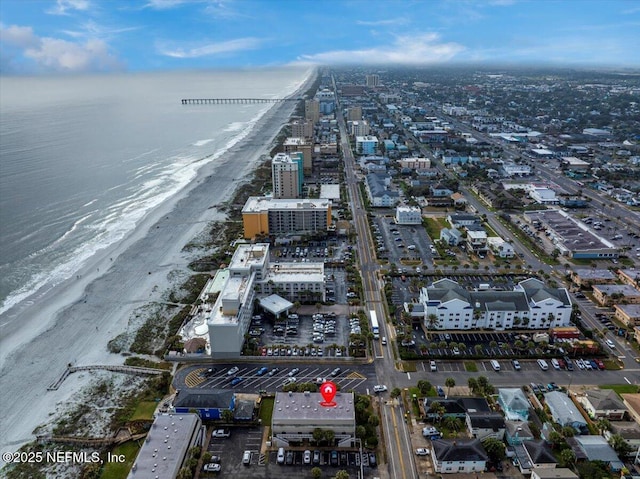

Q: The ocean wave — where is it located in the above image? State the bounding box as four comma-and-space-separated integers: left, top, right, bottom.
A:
223, 122, 246, 133
193, 139, 214, 146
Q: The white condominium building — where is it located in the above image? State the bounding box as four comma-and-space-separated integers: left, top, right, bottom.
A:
419, 278, 572, 331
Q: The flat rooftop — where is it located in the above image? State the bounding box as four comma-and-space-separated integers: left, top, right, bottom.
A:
243, 196, 331, 213
594, 284, 640, 296
320, 184, 340, 200
229, 243, 269, 270
207, 275, 252, 326
128, 414, 200, 479
615, 303, 640, 317
526, 210, 616, 252
572, 268, 616, 280
273, 392, 355, 422
267, 262, 324, 282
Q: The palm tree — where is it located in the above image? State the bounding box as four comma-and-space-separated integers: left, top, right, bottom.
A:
445, 377, 456, 397
426, 314, 439, 339
429, 401, 446, 422
595, 418, 611, 435
444, 416, 463, 434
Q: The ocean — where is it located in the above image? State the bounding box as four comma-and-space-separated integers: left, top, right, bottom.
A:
0, 66, 313, 316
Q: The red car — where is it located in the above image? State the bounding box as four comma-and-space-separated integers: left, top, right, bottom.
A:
595, 359, 605, 370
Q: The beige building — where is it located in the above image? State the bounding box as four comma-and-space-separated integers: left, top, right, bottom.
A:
272, 153, 301, 199
617, 268, 640, 287
621, 394, 640, 425
271, 391, 356, 448
304, 99, 319, 123
283, 137, 312, 174
614, 304, 640, 327
570, 268, 617, 288
365, 74, 379, 87
398, 157, 431, 170
291, 119, 314, 140
592, 284, 640, 306
346, 106, 362, 121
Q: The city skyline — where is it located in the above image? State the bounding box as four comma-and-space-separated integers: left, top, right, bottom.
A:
1, 0, 640, 74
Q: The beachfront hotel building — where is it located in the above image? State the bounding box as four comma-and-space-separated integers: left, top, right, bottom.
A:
241, 196, 332, 239
272, 153, 302, 199
304, 99, 320, 123
271, 391, 356, 447
419, 278, 572, 331
206, 243, 325, 357
291, 119, 314, 140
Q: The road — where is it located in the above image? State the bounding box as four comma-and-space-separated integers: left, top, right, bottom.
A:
334, 76, 419, 479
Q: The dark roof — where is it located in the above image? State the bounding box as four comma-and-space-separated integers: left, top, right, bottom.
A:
432, 438, 488, 462
233, 399, 255, 420
584, 389, 626, 411
467, 412, 506, 430
173, 389, 234, 409
519, 278, 571, 306
523, 440, 557, 464
470, 291, 529, 313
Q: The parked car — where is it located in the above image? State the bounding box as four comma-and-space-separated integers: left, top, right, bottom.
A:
330, 450, 338, 466
430, 360, 437, 372
369, 453, 377, 467
226, 366, 239, 376
282, 377, 297, 387
203, 463, 221, 472
303, 450, 311, 465
268, 367, 280, 376
415, 448, 430, 456
256, 367, 268, 376
436, 386, 445, 397
230, 377, 243, 386
212, 429, 231, 438
288, 368, 300, 377
512, 359, 521, 371
330, 367, 341, 377
373, 385, 388, 393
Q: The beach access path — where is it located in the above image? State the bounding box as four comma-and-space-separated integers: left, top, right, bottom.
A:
0, 71, 317, 460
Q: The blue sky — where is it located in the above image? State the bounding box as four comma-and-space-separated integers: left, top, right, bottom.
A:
1, 0, 639, 74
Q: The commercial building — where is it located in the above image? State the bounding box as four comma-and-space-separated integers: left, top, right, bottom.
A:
503, 163, 532, 177
395, 206, 422, 225
398, 157, 431, 170
419, 278, 572, 331
272, 153, 302, 199
206, 244, 324, 357
570, 268, 617, 288
271, 391, 356, 447
242, 197, 332, 239
349, 120, 370, 137
128, 414, 202, 479
528, 185, 559, 204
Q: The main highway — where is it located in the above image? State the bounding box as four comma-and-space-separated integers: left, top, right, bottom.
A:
334, 75, 419, 479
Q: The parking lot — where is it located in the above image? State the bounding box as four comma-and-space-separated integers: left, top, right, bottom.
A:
252, 312, 351, 358
373, 214, 437, 266
202, 426, 379, 478
185, 363, 377, 394
416, 358, 614, 374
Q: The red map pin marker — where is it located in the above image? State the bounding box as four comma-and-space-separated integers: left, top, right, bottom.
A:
320, 381, 337, 407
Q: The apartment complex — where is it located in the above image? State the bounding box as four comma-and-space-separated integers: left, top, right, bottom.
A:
290, 119, 314, 140
272, 153, 302, 199
242, 196, 332, 239
283, 137, 312, 174
355, 135, 379, 155
304, 99, 319, 123
395, 206, 422, 225
365, 74, 380, 87
419, 278, 572, 331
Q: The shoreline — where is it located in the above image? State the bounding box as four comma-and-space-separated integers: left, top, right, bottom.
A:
0, 67, 317, 458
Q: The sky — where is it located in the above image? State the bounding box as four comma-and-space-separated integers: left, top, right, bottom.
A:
1, 0, 639, 74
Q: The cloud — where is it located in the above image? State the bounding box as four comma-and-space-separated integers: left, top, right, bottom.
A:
158, 37, 263, 58
296, 33, 464, 65
356, 17, 409, 27
62, 20, 140, 40
46, 0, 91, 15
0, 24, 124, 73
144, 0, 207, 9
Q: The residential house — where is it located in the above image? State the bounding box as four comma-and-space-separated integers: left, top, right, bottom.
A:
440, 228, 463, 246
498, 388, 530, 421
568, 435, 623, 471
447, 214, 480, 228
505, 421, 535, 446
487, 237, 515, 258
465, 412, 506, 440
365, 173, 400, 207
578, 389, 627, 420
514, 440, 557, 474
531, 468, 578, 479
431, 438, 488, 474
466, 229, 488, 254
450, 192, 468, 207
606, 421, 640, 455
544, 391, 588, 434
430, 184, 454, 197
621, 394, 640, 424
423, 397, 490, 421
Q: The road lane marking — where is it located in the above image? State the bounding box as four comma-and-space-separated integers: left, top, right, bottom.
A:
625, 377, 631, 384
391, 404, 407, 479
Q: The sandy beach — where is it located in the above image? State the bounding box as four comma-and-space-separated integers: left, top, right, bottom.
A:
0, 70, 316, 459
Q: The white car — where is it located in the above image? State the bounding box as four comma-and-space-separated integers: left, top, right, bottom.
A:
226, 366, 239, 376
415, 448, 430, 456
373, 385, 388, 393
204, 463, 221, 472
283, 377, 297, 387
430, 360, 437, 372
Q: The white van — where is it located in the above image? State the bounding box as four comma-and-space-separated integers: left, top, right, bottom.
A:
490, 360, 501, 371
243, 450, 251, 465
277, 448, 285, 464
551, 358, 560, 370
537, 359, 549, 371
